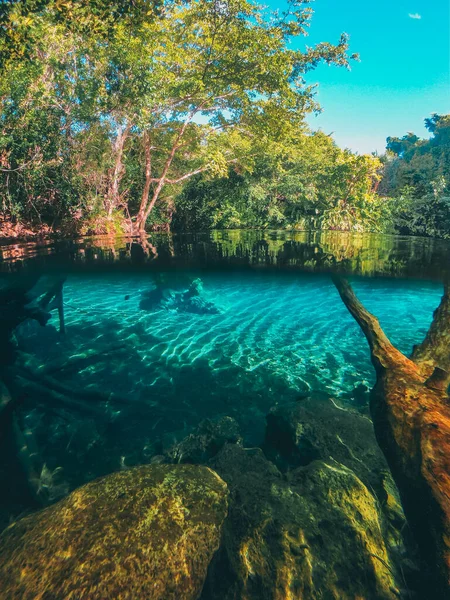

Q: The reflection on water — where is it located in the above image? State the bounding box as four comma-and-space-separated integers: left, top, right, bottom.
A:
0, 232, 449, 599
2, 229, 450, 279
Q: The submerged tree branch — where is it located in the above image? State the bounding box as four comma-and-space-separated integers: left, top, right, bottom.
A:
412, 282, 450, 384
331, 275, 414, 373
332, 274, 450, 596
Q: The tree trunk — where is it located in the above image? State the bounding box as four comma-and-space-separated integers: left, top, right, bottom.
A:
106, 124, 130, 217
135, 132, 153, 233
133, 111, 198, 233
135, 190, 161, 233
332, 275, 450, 596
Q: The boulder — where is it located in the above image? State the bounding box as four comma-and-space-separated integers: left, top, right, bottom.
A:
140, 278, 220, 315
264, 395, 388, 494
202, 444, 403, 600
0, 464, 228, 600
168, 416, 242, 464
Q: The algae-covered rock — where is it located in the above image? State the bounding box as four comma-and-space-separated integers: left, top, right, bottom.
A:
264, 395, 388, 493
0, 464, 228, 600
168, 416, 242, 464
140, 277, 220, 315
202, 444, 402, 600
264, 396, 409, 577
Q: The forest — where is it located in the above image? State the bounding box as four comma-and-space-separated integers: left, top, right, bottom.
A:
0, 0, 449, 238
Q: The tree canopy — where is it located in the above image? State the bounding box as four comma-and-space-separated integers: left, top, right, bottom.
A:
0, 0, 359, 234
380, 113, 450, 238
2, 1, 447, 239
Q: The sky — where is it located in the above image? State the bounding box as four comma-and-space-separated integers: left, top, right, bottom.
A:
268, 0, 450, 155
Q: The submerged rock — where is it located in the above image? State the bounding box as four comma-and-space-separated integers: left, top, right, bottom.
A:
167, 416, 242, 464
264, 394, 388, 494
263, 396, 410, 567
202, 444, 403, 600
140, 277, 220, 315
0, 464, 228, 600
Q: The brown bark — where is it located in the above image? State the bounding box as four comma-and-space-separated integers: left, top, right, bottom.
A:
332, 275, 450, 596
135, 131, 153, 231
412, 282, 450, 382
106, 123, 131, 217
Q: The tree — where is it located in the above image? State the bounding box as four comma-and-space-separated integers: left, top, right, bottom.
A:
1, 0, 358, 233
380, 113, 450, 238
98, 0, 358, 232
333, 275, 450, 598
174, 130, 386, 232
385, 132, 420, 157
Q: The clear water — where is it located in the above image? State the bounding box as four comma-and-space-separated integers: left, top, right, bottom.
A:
14, 272, 442, 453
1, 231, 450, 598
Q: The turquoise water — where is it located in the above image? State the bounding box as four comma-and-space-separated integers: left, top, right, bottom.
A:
1, 232, 450, 598
22, 273, 442, 396
15, 273, 442, 465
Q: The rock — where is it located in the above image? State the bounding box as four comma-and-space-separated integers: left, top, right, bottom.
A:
333, 275, 450, 595
168, 416, 242, 464
263, 396, 411, 574
202, 444, 403, 600
166, 279, 220, 314
0, 464, 228, 600
140, 277, 220, 315
380, 471, 407, 533
264, 394, 388, 494
139, 285, 165, 310
342, 382, 371, 407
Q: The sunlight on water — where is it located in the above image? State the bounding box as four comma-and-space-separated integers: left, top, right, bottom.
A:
19, 273, 442, 418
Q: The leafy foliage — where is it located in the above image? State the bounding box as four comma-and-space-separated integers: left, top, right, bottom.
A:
380, 113, 450, 238
174, 132, 387, 232
0, 0, 362, 234
4, 1, 446, 239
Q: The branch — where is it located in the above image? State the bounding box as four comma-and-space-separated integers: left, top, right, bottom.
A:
158, 158, 239, 186
0, 151, 40, 173
141, 99, 211, 223
164, 167, 209, 185
412, 282, 450, 380
331, 275, 410, 374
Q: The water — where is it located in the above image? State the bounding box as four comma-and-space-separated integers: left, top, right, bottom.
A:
1, 231, 449, 599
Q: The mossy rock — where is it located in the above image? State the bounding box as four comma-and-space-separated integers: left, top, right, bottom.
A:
264, 395, 388, 493
202, 444, 402, 600
0, 464, 228, 600
167, 416, 242, 464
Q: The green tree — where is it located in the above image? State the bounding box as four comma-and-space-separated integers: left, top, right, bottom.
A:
386, 133, 420, 157
1, 0, 357, 233
380, 113, 450, 238
174, 130, 386, 232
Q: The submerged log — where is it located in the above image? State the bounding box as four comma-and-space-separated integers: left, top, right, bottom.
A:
0, 275, 66, 364
43, 344, 127, 376
332, 275, 450, 596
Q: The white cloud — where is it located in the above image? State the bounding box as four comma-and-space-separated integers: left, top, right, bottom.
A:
408, 12, 422, 19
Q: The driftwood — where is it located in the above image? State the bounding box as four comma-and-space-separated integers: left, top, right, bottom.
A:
0, 274, 65, 328
332, 275, 450, 596
15, 359, 137, 410
14, 375, 108, 418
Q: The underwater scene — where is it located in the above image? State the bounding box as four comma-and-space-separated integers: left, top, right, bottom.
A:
1, 231, 450, 599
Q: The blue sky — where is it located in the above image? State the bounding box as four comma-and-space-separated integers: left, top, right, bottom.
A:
269, 0, 450, 154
